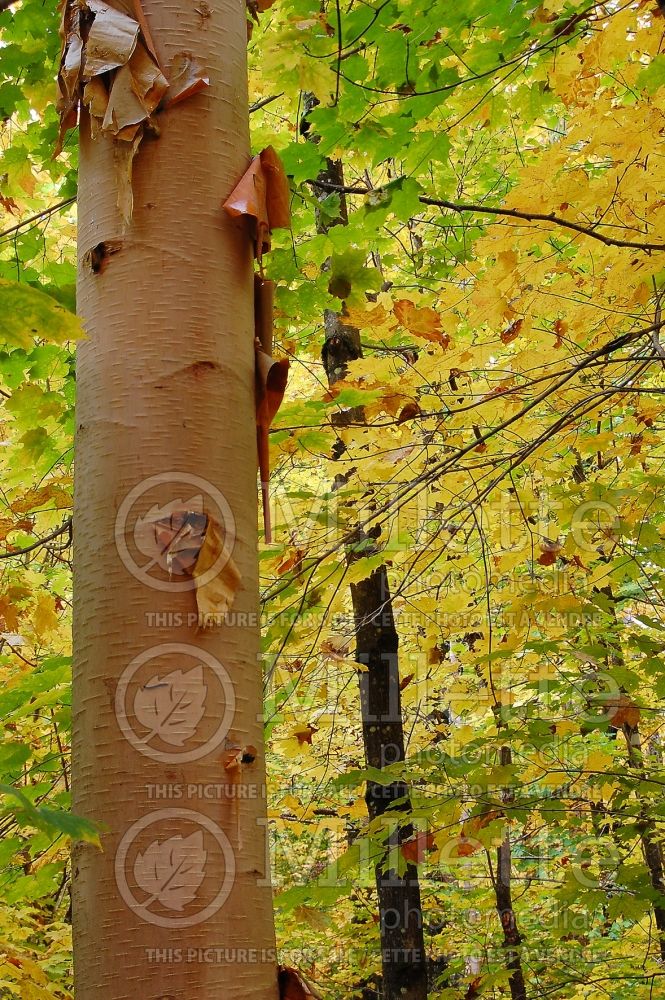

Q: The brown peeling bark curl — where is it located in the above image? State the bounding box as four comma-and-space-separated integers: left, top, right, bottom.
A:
224, 158, 291, 540
223, 145, 290, 264
56, 0, 209, 223
73, 1, 278, 997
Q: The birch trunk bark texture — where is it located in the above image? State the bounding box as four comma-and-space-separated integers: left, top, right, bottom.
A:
73, 2, 278, 998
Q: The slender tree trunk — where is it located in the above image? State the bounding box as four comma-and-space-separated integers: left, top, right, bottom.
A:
594, 583, 665, 960
493, 747, 527, 1000
316, 157, 428, 1000
620, 721, 665, 959
494, 837, 527, 1000
73, 3, 277, 998
352, 564, 430, 1000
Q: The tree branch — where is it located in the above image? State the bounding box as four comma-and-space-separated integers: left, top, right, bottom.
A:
0, 198, 76, 243
249, 92, 284, 113
0, 518, 72, 560
308, 178, 665, 252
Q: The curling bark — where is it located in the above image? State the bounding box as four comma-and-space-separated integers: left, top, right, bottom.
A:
72, 2, 278, 998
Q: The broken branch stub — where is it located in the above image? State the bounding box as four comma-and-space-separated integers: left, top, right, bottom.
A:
56, 0, 209, 225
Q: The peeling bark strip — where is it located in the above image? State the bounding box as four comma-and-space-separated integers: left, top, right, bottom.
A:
223, 150, 291, 538
72, 1, 278, 997
255, 346, 288, 542
56, 0, 208, 222
223, 145, 291, 264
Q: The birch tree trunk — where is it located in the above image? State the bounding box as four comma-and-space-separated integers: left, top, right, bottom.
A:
72, 2, 278, 997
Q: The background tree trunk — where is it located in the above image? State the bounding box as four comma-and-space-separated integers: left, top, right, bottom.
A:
72, 2, 278, 997
317, 157, 428, 1000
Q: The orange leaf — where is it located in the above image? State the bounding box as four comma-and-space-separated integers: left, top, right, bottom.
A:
537, 539, 562, 565
397, 402, 421, 424
607, 695, 641, 729
464, 975, 483, 999
500, 318, 523, 344
278, 548, 305, 575
401, 830, 435, 863
454, 835, 481, 857
467, 809, 503, 834
553, 318, 567, 348
0, 196, 18, 215
293, 724, 318, 746
393, 299, 449, 346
